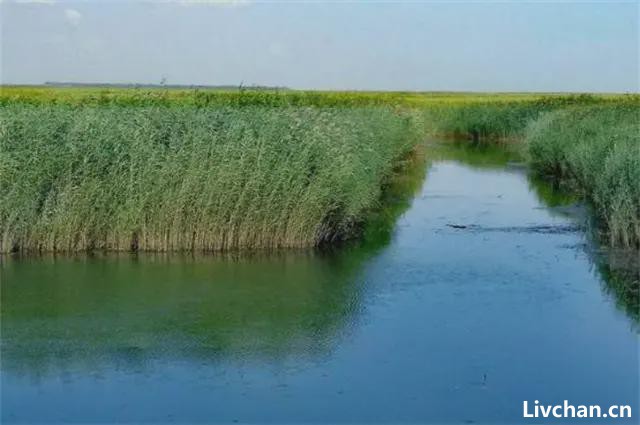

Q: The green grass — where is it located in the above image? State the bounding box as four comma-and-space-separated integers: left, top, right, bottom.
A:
525, 104, 640, 247
0, 105, 422, 252
418, 93, 640, 248
1, 85, 622, 108
1, 87, 638, 251
422, 94, 637, 140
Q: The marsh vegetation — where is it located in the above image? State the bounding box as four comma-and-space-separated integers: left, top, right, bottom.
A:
0, 104, 421, 252
0, 88, 638, 252
3, 140, 637, 424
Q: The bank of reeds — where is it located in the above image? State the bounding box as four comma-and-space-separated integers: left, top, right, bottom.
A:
0, 105, 422, 253
422, 95, 639, 248
421, 94, 626, 141
2, 89, 638, 251
525, 104, 640, 248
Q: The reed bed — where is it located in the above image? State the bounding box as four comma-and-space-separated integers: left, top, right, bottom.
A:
0, 86, 602, 108
1, 105, 422, 253
421, 94, 634, 140
525, 104, 640, 248
419, 94, 639, 248
1, 88, 638, 251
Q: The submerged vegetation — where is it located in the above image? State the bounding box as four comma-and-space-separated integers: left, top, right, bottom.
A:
0, 87, 638, 252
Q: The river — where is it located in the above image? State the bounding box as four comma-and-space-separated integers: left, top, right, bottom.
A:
1, 141, 637, 424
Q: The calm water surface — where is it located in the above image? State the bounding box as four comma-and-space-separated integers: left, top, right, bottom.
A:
1, 142, 638, 424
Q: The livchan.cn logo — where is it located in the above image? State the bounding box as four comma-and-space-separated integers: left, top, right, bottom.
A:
523, 400, 632, 419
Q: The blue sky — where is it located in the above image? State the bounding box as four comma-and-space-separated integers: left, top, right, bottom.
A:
1, 0, 638, 92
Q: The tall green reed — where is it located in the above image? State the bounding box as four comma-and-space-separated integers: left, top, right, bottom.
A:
1, 105, 422, 253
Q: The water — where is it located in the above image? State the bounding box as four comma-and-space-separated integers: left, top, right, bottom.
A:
1, 142, 637, 424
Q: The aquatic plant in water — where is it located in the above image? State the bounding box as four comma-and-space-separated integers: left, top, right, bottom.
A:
0, 105, 422, 252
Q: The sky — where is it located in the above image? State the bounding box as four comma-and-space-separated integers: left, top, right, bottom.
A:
1, 0, 638, 92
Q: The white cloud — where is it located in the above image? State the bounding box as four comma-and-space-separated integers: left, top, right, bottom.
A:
64, 8, 82, 26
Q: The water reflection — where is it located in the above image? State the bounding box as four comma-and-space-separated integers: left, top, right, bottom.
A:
2, 141, 638, 424
0, 150, 429, 379
1, 252, 363, 377
428, 140, 638, 325
593, 248, 639, 323
1, 142, 636, 381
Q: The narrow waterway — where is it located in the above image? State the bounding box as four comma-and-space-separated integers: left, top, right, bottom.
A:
1, 141, 637, 424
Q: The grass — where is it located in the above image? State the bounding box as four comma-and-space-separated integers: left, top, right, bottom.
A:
525, 104, 639, 247
0, 104, 422, 253
0, 85, 621, 108
1, 87, 638, 251
419, 94, 639, 248
421, 94, 637, 140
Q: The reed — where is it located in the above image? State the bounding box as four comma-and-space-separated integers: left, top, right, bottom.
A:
525, 104, 640, 247
1, 88, 637, 251
418, 94, 639, 248
0, 105, 422, 252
